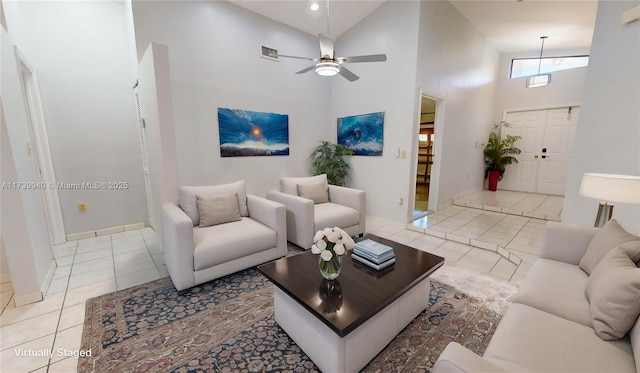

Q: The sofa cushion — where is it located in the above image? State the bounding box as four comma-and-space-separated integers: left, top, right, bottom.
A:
280, 174, 327, 196
483, 303, 635, 373
197, 193, 241, 228
579, 219, 639, 275
586, 241, 640, 340
513, 259, 591, 327
314, 202, 360, 232
193, 218, 276, 270
297, 181, 329, 204
179, 181, 248, 226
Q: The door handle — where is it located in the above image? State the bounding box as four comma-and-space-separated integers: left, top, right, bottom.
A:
534, 155, 539, 159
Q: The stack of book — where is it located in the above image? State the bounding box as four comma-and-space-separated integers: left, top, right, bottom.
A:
352, 239, 395, 270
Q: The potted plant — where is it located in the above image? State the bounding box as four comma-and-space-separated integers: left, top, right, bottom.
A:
310, 141, 354, 186
484, 122, 522, 191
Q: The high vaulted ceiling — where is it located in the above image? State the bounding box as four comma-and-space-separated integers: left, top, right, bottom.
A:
230, 0, 598, 53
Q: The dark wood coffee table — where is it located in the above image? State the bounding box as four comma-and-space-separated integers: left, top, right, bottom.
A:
258, 234, 444, 372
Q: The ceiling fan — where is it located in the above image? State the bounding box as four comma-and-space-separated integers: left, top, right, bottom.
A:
277, 1, 387, 82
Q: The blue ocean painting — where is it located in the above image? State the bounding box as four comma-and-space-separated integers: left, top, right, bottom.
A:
218, 108, 289, 157
337, 112, 384, 156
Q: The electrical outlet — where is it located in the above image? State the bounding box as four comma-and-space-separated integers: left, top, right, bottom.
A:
401, 151, 407, 159
78, 203, 87, 213
398, 197, 404, 205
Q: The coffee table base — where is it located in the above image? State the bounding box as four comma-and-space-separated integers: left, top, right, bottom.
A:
273, 278, 430, 373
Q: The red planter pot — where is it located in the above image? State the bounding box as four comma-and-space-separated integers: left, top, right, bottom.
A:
488, 169, 500, 191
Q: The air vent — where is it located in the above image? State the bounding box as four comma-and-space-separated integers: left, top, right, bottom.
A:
260, 45, 279, 62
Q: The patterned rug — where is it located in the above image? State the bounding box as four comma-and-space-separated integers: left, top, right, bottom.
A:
79, 264, 518, 372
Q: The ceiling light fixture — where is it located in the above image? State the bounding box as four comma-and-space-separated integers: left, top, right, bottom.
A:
526, 36, 551, 88
310, 3, 319, 11
315, 61, 340, 76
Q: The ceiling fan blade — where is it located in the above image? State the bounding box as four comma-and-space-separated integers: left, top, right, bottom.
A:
278, 54, 317, 61
339, 66, 359, 82
319, 36, 335, 60
296, 65, 317, 74
339, 54, 387, 63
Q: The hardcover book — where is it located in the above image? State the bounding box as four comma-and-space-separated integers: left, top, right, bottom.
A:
353, 247, 395, 264
351, 252, 396, 271
355, 239, 394, 258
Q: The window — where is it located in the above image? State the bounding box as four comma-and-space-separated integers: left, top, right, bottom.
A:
510, 55, 589, 79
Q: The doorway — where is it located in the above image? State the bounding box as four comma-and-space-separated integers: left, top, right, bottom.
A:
414, 96, 436, 219
498, 106, 579, 195
15, 48, 66, 244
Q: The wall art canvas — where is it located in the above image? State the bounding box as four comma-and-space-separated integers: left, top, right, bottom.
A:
218, 108, 289, 157
337, 112, 384, 156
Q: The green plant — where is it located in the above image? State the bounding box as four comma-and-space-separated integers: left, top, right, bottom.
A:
484, 122, 522, 180
309, 141, 354, 186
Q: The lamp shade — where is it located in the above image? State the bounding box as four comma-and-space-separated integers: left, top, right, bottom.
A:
526, 74, 551, 88
579, 173, 640, 204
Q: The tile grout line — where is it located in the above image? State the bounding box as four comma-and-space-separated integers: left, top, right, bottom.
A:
43, 239, 79, 373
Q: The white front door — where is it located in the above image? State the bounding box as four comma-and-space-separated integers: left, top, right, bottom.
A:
536, 107, 579, 195
499, 110, 547, 192
498, 106, 579, 196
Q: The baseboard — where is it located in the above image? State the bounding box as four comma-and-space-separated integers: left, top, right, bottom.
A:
40, 259, 56, 297
14, 290, 43, 307
450, 189, 481, 202
66, 222, 146, 241
436, 201, 452, 211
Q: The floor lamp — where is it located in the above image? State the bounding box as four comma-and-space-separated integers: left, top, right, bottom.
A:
579, 173, 640, 228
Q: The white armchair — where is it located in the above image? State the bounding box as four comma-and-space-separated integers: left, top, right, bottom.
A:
266, 174, 365, 249
162, 180, 286, 291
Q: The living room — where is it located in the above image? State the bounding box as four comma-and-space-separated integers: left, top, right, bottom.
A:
1, 0, 639, 371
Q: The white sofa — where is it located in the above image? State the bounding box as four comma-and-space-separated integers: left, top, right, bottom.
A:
266, 174, 365, 249
434, 220, 640, 373
162, 181, 286, 291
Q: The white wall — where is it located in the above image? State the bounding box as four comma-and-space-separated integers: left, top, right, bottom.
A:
330, 0, 500, 223
3, 1, 147, 234
563, 1, 640, 234
132, 1, 332, 197
137, 43, 179, 233
494, 48, 589, 119
1, 28, 54, 304
0, 236, 9, 283
415, 1, 500, 213
330, 1, 421, 223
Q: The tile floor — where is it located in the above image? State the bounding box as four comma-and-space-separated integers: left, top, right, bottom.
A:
452, 190, 564, 221
0, 198, 550, 372
0, 228, 165, 372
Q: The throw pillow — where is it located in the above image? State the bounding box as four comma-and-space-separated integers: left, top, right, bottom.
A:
179, 180, 248, 225
196, 193, 242, 228
297, 181, 329, 204
280, 174, 328, 195
586, 241, 640, 340
579, 219, 639, 275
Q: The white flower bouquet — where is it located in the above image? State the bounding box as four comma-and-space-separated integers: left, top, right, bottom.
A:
311, 227, 356, 280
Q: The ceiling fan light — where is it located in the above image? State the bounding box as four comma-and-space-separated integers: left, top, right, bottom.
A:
315, 62, 340, 76
526, 74, 551, 88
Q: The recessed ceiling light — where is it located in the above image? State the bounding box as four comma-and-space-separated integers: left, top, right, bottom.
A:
310, 3, 319, 11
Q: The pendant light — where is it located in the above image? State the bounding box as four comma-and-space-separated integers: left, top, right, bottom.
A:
526, 36, 551, 88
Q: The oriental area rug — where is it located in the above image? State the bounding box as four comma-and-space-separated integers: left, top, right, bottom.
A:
79, 263, 518, 372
